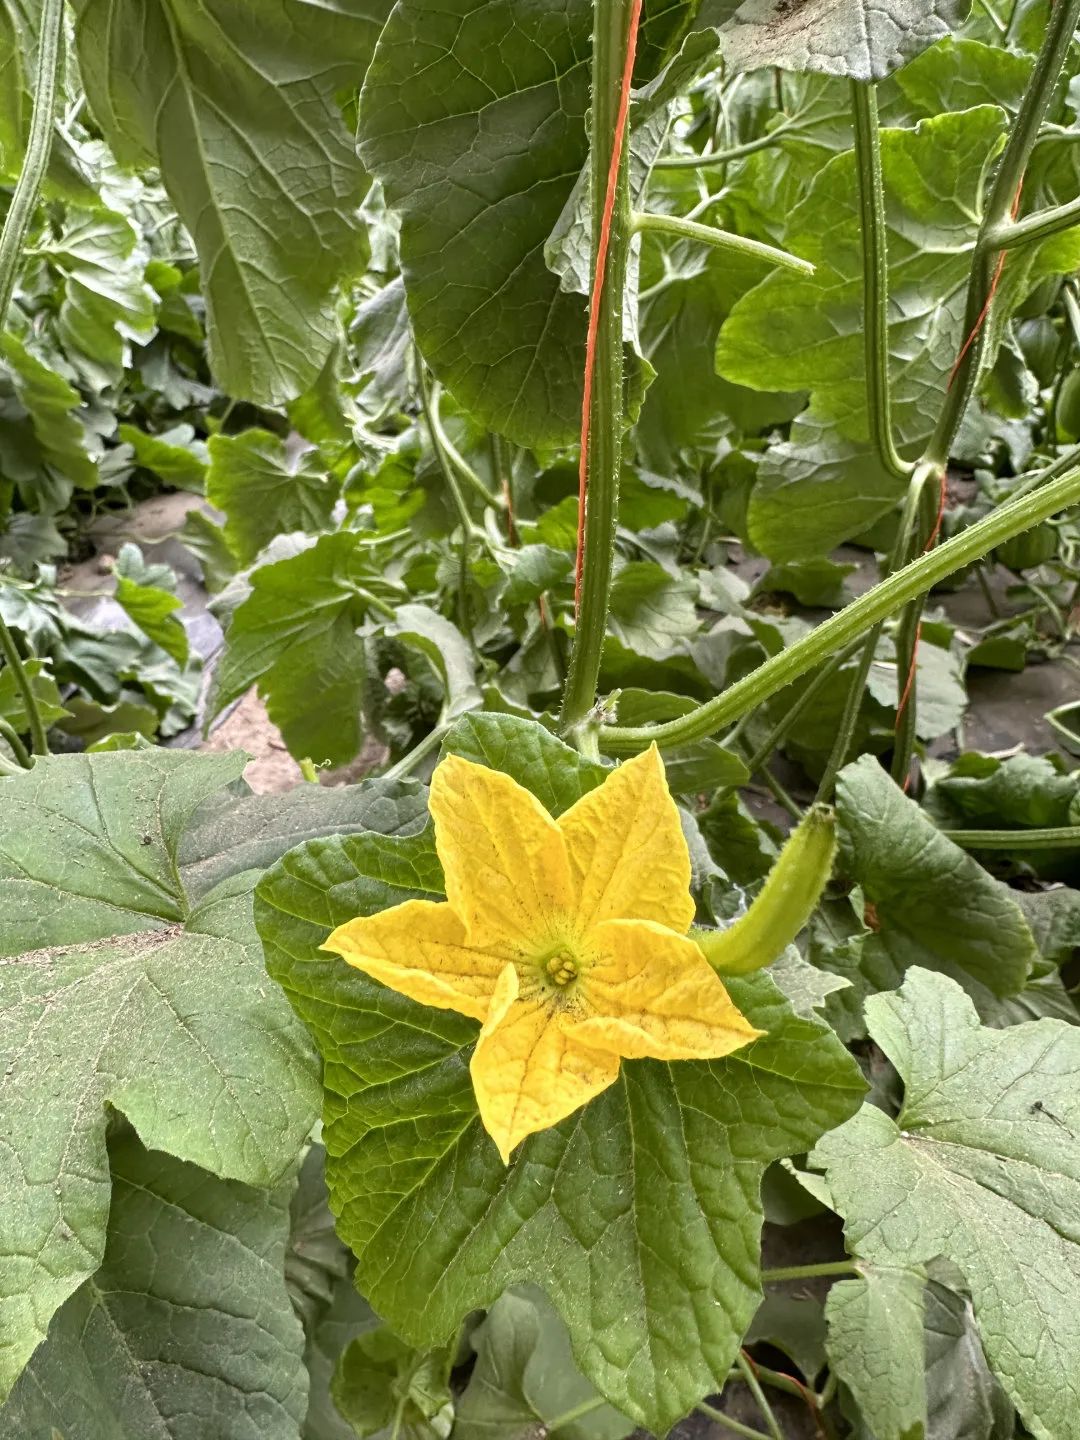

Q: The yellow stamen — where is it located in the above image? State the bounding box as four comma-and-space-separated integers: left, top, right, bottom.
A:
545, 950, 578, 987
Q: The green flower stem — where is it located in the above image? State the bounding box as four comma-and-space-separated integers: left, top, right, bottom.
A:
652, 123, 795, 169
429, 381, 503, 509
0, 616, 48, 757
545, 1394, 609, 1432
597, 452, 1080, 753
815, 472, 925, 802
889, 472, 944, 785
924, 0, 1080, 470
737, 647, 853, 780
851, 81, 909, 481
0, 0, 64, 324
0, 718, 32, 769
632, 210, 814, 276
942, 826, 1080, 850
762, 1260, 858, 1284
990, 195, 1080, 252
736, 1353, 783, 1440
740, 1361, 820, 1406
558, 0, 636, 734
697, 1402, 773, 1440
416, 352, 489, 538
383, 723, 450, 781
813, 624, 883, 805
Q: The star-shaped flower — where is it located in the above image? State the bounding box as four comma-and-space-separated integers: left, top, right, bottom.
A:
323, 746, 762, 1162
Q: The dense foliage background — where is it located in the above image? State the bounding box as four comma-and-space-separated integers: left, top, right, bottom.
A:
2, 2, 1080, 1438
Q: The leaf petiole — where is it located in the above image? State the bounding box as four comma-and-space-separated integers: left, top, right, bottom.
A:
0, 617, 49, 757
633, 210, 814, 276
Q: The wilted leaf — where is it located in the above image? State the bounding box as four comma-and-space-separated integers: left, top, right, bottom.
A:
456, 1287, 634, 1440
827, 1266, 928, 1440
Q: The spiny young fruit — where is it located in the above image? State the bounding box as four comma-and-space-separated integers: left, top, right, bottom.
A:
692, 804, 837, 976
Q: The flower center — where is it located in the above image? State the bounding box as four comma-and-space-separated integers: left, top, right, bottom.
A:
544, 949, 579, 987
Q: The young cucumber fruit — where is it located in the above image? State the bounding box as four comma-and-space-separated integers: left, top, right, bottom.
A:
692, 804, 837, 976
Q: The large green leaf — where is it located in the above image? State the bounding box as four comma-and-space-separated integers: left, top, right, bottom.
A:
441, 712, 606, 814
0, 1131, 307, 1439
120, 422, 209, 492
356, 0, 592, 445
72, 0, 389, 406
812, 967, 1080, 1440
255, 748, 865, 1435
836, 754, 1036, 1000
719, 0, 972, 80
0, 751, 387, 1399
207, 430, 339, 565
208, 532, 394, 766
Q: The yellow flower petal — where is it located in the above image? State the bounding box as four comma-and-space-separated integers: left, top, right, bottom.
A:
322, 899, 510, 1022
558, 745, 694, 933
470, 962, 619, 1163
429, 754, 575, 950
571, 918, 763, 1060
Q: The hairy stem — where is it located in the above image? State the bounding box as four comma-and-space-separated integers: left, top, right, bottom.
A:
559, 0, 639, 733
851, 81, 909, 480
0, 717, 32, 769
697, 1402, 773, 1440
0, 0, 64, 324
991, 194, 1080, 251
598, 451, 1080, 753
653, 123, 795, 169
737, 1353, 783, 1440
633, 210, 814, 275
942, 826, 1080, 850
762, 1260, 858, 1284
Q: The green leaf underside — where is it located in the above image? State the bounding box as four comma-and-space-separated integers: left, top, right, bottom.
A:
837, 755, 1036, 1000
357, 0, 593, 446
0, 1131, 306, 1439
0, 751, 414, 1400
71, 0, 388, 406
719, 0, 972, 82
813, 968, 1080, 1440
255, 727, 865, 1434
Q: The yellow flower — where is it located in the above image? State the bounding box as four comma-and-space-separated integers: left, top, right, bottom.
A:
323, 746, 762, 1163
